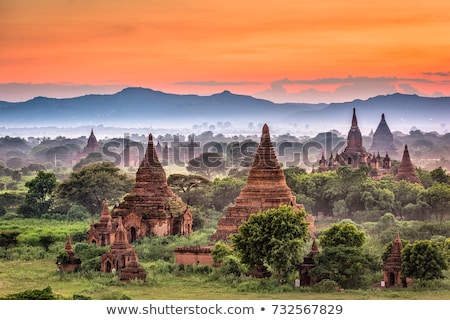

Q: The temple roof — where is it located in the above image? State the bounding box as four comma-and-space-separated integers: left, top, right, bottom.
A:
395, 145, 421, 184
112, 133, 185, 217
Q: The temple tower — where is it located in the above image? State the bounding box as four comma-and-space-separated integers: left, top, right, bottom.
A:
100, 217, 147, 282
382, 233, 405, 287
395, 145, 421, 184
210, 124, 303, 242
112, 134, 192, 239
369, 113, 398, 157
56, 234, 81, 272
340, 108, 369, 168
299, 237, 320, 286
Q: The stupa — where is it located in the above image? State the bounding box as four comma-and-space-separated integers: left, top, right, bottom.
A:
100, 217, 147, 282
382, 233, 405, 287
210, 123, 305, 242
369, 113, 398, 157
87, 133, 192, 247
56, 234, 81, 272
395, 145, 421, 184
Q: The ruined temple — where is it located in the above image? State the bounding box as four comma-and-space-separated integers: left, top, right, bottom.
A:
382, 233, 405, 287
87, 133, 192, 246
338, 108, 370, 168
56, 234, 81, 272
210, 123, 307, 242
73, 128, 100, 164
299, 237, 320, 286
369, 113, 398, 157
315, 109, 393, 179
100, 217, 147, 282
395, 145, 421, 184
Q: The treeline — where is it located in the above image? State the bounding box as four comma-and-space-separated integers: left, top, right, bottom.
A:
284, 165, 450, 222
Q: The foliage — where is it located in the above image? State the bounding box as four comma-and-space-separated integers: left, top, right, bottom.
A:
16, 171, 57, 218
209, 176, 245, 211
210, 241, 232, 264
402, 240, 448, 282
72, 152, 104, 171
38, 234, 56, 252
167, 174, 211, 206
186, 152, 227, 179
1, 286, 57, 300
0, 231, 20, 251
319, 221, 366, 248
55, 162, 134, 214
231, 205, 309, 284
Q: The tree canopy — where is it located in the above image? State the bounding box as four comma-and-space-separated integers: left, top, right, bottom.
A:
231, 205, 309, 284
55, 162, 134, 214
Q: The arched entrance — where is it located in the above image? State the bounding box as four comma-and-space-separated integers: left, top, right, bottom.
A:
130, 227, 137, 243
389, 272, 395, 287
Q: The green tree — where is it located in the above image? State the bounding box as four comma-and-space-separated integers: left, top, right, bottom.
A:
210, 241, 233, 264
402, 240, 448, 283
319, 221, 366, 248
0, 231, 20, 251
310, 221, 372, 289
55, 162, 134, 214
167, 174, 211, 206
418, 183, 450, 221
186, 152, 227, 179
38, 234, 56, 252
430, 166, 450, 185
17, 171, 57, 218
209, 176, 245, 211
231, 205, 309, 284
73, 152, 103, 171
11, 170, 22, 182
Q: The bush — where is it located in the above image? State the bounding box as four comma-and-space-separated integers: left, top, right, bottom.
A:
1, 286, 57, 300
312, 279, 341, 293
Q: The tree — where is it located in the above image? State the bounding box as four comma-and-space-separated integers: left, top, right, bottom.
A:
210, 241, 233, 264
73, 152, 103, 171
55, 162, 134, 214
310, 221, 372, 289
167, 174, 211, 206
17, 171, 57, 218
0, 231, 20, 251
186, 152, 227, 179
11, 170, 22, 182
231, 205, 309, 284
319, 221, 366, 248
418, 183, 450, 221
209, 176, 246, 211
402, 240, 448, 283
38, 234, 56, 252
430, 166, 450, 185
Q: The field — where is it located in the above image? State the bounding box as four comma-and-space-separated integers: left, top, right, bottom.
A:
1, 219, 450, 300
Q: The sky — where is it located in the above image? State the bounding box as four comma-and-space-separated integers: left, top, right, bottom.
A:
1, 0, 450, 103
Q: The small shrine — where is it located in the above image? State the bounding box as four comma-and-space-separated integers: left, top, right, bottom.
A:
56, 234, 81, 272
299, 237, 320, 286
100, 217, 147, 282
382, 233, 406, 287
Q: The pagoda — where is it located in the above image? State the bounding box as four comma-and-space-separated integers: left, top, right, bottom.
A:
382, 233, 405, 287
210, 124, 305, 242
369, 113, 398, 157
395, 145, 421, 184
56, 234, 81, 272
88, 133, 192, 247
100, 217, 147, 282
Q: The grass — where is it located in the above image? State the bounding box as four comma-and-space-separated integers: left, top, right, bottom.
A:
1, 258, 449, 300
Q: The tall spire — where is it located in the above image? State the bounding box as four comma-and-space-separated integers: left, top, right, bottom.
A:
210, 123, 300, 242
395, 145, 421, 184
351, 108, 358, 128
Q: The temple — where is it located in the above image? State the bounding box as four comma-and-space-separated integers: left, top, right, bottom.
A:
299, 237, 320, 286
369, 113, 398, 157
382, 233, 406, 287
56, 234, 81, 272
315, 108, 393, 179
87, 133, 192, 247
73, 128, 100, 164
100, 217, 147, 282
395, 145, 421, 184
210, 123, 309, 242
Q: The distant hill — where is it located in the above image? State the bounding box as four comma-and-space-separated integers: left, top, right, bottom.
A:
0, 87, 449, 135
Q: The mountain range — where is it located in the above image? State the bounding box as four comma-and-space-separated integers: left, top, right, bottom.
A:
0, 87, 449, 137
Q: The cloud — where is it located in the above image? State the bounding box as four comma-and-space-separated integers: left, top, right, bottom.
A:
252, 76, 441, 103
423, 71, 450, 77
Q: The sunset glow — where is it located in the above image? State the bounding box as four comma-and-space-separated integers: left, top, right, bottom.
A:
2, 0, 450, 102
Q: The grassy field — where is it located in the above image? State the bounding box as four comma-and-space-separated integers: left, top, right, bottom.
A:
1, 258, 449, 300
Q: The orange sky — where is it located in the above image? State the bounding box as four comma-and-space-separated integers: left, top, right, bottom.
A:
1, 0, 450, 102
